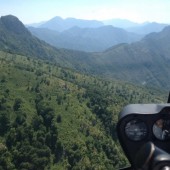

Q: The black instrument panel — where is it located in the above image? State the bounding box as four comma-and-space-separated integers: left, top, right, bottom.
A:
117, 104, 170, 167
153, 119, 170, 141
125, 119, 148, 141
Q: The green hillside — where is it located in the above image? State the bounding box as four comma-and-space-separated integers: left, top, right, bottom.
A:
87, 26, 170, 89
95, 41, 170, 89
0, 15, 169, 169
1, 15, 170, 90
0, 50, 167, 169
0, 15, 93, 70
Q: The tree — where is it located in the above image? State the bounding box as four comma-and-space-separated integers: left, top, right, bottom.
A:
15, 112, 26, 126
13, 98, 22, 111
32, 115, 43, 131
0, 112, 10, 136
0, 143, 14, 169
56, 114, 62, 123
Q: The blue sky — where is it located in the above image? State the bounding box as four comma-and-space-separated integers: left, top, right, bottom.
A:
0, 0, 170, 24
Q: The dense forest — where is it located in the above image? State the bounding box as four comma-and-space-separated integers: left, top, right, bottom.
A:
0, 50, 167, 169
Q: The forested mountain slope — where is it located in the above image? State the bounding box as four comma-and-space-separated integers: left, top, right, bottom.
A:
0, 15, 57, 60
0, 15, 92, 68
0, 50, 166, 169
92, 26, 170, 89
0, 15, 168, 169
1, 15, 170, 90
29, 21, 170, 89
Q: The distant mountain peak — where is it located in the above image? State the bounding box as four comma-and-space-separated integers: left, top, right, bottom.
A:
49, 16, 63, 22
103, 18, 139, 28
37, 16, 104, 32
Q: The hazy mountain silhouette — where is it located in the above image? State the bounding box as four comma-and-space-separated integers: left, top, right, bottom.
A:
29, 25, 142, 52
28, 17, 168, 52
126, 22, 168, 35
1, 15, 170, 89
38, 16, 104, 32
103, 18, 139, 28
103, 19, 168, 34
90, 26, 170, 88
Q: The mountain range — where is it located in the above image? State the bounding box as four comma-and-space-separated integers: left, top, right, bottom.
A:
28, 25, 142, 52
103, 19, 168, 34
0, 14, 169, 169
28, 16, 168, 52
126, 22, 168, 35
29, 16, 104, 32
93, 27, 170, 88
29, 16, 168, 34
1, 15, 170, 89
0, 15, 91, 67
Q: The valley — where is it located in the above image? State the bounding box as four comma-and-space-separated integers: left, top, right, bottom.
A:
0, 15, 169, 169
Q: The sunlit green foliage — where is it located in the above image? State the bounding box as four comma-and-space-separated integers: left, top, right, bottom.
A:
0, 51, 167, 169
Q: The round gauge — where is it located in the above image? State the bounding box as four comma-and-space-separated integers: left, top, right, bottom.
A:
153, 119, 170, 141
125, 119, 147, 141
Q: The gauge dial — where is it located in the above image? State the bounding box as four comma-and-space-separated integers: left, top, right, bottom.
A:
125, 119, 147, 141
153, 119, 170, 140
